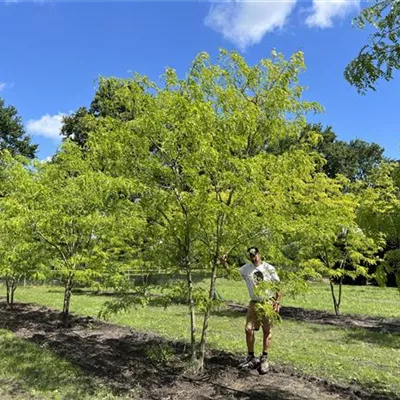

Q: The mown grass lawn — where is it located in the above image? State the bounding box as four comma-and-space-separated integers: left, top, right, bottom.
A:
4, 283, 400, 397
215, 278, 400, 318
0, 329, 135, 400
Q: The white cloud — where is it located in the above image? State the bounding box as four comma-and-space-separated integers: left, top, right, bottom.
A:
39, 156, 53, 163
26, 113, 65, 140
0, 82, 14, 91
305, 0, 360, 28
205, 0, 297, 51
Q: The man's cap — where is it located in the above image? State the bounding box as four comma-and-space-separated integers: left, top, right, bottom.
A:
247, 247, 259, 255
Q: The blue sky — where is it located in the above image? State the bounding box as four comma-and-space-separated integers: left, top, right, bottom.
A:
0, 0, 399, 160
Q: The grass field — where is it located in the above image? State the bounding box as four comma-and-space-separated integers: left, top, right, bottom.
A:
215, 278, 400, 318
0, 329, 134, 400
2, 282, 400, 398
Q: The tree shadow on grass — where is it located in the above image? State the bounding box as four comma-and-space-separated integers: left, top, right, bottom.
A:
0, 302, 186, 395
212, 306, 245, 319
343, 328, 400, 350
0, 330, 99, 399
306, 323, 400, 352
0, 301, 398, 400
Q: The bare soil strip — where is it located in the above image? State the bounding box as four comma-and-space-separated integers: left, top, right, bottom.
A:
0, 301, 397, 400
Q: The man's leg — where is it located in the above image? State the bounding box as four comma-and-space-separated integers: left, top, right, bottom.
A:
258, 326, 272, 374
262, 326, 272, 353
246, 328, 255, 353
239, 302, 260, 369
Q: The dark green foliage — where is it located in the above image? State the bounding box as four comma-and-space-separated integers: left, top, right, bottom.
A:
345, 0, 400, 93
0, 97, 37, 159
61, 77, 149, 147
383, 249, 400, 288
61, 107, 90, 148
304, 123, 385, 181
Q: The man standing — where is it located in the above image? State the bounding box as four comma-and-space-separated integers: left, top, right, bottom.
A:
239, 247, 281, 374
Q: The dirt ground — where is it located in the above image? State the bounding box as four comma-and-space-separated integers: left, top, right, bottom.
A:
0, 301, 398, 400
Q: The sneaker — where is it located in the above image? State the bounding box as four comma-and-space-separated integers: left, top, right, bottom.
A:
239, 355, 260, 369
258, 355, 269, 375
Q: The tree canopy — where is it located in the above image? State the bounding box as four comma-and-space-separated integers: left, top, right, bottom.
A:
0, 97, 37, 158
345, 0, 400, 93
61, 77, 148, 148
0, 48, 397, 371
78, 49, 384, 367
304, 123, 386, 181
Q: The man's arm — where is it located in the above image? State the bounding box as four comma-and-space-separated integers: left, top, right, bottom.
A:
268, 264, 281, 312
268, 265, 280, 283
273, 291, 281, 313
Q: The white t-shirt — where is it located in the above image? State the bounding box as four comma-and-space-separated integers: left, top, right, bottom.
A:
239, 261, 280, 302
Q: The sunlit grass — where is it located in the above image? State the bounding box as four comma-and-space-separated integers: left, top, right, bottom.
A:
215, 278, 400, 318
4, 284, 400, 397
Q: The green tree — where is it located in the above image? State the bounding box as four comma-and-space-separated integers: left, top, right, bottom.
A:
84, 50, 367, 370
0, 153, 46, 307
315, 227, 378, 316
0, 97, 37, 158
31, 141, 132, 325
357, 161, 400, 287
61, 107, 91, 148
383, 249, 400, 287
345, 0, 400, 93
304, 124, 385, 181
271, 165, 381, 316
61, 77, 150, 148
357, 162, 400, 245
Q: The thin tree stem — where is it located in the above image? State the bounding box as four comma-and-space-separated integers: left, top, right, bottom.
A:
62, 272, 74, 326
186, 268, 197, 362
329, 280, 339, 316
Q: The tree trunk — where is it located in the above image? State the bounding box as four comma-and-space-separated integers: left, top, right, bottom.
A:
62, 273, 74, 326
10, 281, 17, 308
329, 280, 340, 316
198, 259, 218, 371
186, 267, 197, 363
337, 276, 343, 314
330, 259, 345, 316
6, 279, 10, 307
197, 211, 226, 372
181, 215, 196, 364
5, 277, 17, 309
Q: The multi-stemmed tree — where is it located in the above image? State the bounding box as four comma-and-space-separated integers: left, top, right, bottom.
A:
78, 49, 379, 369
0, 153, 46, 307
28, 142, 135, 325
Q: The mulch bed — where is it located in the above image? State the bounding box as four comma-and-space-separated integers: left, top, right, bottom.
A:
0, 301, 397, 400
